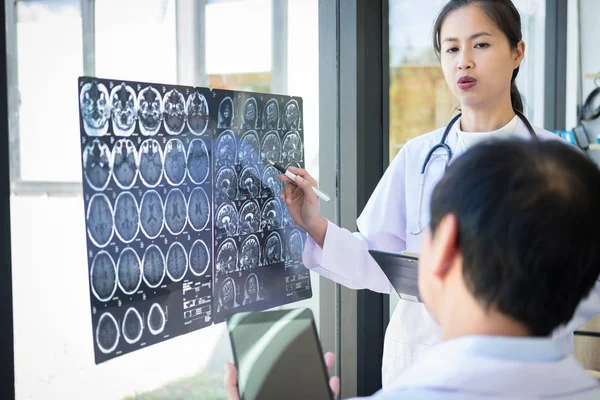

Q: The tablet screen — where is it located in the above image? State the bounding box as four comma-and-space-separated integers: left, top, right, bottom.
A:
228, 308, 332, 400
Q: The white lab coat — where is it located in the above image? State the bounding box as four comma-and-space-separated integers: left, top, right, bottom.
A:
302, 115, 600, 388
359, 336, 600, 399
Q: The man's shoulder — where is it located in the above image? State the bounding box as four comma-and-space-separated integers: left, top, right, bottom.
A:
356, 387, 478, 400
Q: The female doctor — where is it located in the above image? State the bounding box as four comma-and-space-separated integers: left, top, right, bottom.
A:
280, 0, 600, 389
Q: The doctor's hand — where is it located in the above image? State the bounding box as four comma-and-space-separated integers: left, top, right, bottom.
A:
279, 167, 328, 247
223, 352, 340, 400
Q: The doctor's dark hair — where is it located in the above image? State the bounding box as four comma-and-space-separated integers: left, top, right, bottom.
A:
433, 0, 524, 113
429, 138, 600, 336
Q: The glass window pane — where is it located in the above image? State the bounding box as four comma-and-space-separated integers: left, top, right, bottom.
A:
16, 0, 83, 182
10, 0, 322, 398
95, 0, 177, 83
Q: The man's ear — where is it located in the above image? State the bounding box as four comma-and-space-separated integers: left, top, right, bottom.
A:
430, 214, 460, 280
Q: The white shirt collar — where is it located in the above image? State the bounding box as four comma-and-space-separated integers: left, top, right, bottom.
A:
455, 114, 520, 149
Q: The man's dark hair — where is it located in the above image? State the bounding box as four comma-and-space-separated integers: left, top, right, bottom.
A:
429, 138, 600, 336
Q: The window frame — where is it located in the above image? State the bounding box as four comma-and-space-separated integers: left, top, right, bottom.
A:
6, 0, 289, 196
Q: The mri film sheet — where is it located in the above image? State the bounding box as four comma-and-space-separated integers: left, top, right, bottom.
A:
79, 77, 214, 364
211, 89, 311, 323
80, 77, 311, 361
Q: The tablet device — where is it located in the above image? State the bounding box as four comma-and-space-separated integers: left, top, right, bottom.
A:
227, 308, 332, 400
369, 250, 422, 302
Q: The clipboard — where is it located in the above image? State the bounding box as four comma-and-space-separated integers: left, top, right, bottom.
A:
369, 250, 422, 302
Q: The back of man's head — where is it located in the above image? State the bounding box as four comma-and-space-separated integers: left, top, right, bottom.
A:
429, 138, 600, 336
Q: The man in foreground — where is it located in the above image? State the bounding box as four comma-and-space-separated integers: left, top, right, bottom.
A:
225, 137, 600, 399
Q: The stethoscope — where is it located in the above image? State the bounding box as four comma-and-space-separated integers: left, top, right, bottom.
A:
410, 109, 538, 235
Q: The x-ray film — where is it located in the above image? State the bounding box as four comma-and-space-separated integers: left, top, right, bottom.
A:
210, 89, 311, 323
79, 77, 311, 363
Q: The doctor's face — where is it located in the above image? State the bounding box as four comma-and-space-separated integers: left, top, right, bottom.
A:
439, 5, 524, 111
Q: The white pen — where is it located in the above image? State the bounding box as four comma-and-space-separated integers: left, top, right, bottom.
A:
265, 159, 331, 202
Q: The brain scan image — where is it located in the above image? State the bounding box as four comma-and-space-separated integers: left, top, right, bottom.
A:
217, 97, 233, 128
142, 244, 165, 288
281, 197, 293, 227
238, 166, 260, 199
241, 98, 258, 129
189, 239, 210, 277
261, 198, 282, 231
216, 202, 239, 237
240, 235, 261, 270
137, 86, 162, 136
188, 187, 210, 231
237, 130, 260, 166
283, 100, 301, 130
147, 303, 166, 335
187, 139, 209, 184
243, 273, 260, 305
215, 166, 238, 202
86, 194, 114, 248
114, 192, 140, 243
96, 312, 119, 354
139, 139, 164, 187
287, 229, 305, 261
112, 139, 138, 189
218, 277, 237, 311
163, 89, 186, 135
264, 232, 283, 265
282, 132, 303, 164
166, 242, 188, 282
262, 99, 279, 130
122, 307, 143, 344
90, 251, 117, 302
286, 162, 302, 169
238, 200, 260, 235
261, 164, 282, 198
165, 189, 188, 235
261, 131, 282, 162
80, 80, 109, 136
186, 90, 209, 135
216, 238, 238, 273
117, 247, 142, 295
215, 130, 236, 167
164, 139, 187, 185
110, 83, 137, 136
140, 190, 164, 239
83, 139, 112, 191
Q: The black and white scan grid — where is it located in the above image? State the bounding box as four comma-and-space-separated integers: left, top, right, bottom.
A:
80, 78, 214, 363
211, 89, 311, 323
79, 77, 312, 363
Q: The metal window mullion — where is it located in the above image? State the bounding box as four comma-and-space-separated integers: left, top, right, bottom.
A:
81, 0, 96, 77
6, 0, 20, 183
176, 0, 207, 87
544, 0, 567, 131
271, 0, 288, 93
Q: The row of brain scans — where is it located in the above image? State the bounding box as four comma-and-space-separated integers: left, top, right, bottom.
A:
214, 228, 305, 274
79, 80, 303, 138
86, 187, 210, 248
80, 81, 210, 137
83, 130, 303, 193
213, 129, 303, 168
95, 303, 167, 355
90, 239, 210, 302
83, 136, 210, 191
79, 77, 310, 364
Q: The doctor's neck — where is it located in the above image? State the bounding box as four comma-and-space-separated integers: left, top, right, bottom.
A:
458, 97, 516, 133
